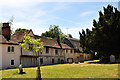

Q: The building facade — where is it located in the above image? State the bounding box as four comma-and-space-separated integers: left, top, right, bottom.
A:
0, 23, 74, 69
62, 36, 93, 63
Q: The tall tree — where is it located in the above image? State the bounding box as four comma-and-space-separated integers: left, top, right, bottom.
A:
19, 34, 44, 80
41, 25, 67, 42
79, 5, 120, 63
79, 28, 92, 53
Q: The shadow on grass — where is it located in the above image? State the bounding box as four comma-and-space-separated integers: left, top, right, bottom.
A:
86, 60, 119, 64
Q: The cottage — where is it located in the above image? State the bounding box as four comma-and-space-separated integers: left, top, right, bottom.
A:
62, 36, 92, 62
0, 23, 74, 69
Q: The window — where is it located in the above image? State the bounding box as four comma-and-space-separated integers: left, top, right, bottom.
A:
8, 46, 10, 52
52, 59, 54, 63
58, 58, 60, 63
40, 58, 43, 64
70, 50, 72, 53
66, 50, 68, 53
12, 46, 14, 52
67, 58, 69, 62
11, 60, 14, 65
55, 49, 58, 55
46, 47, 49, 53
8, 46, 14, 52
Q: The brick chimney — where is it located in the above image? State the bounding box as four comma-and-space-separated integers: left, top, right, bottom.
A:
2, 23, 11, 41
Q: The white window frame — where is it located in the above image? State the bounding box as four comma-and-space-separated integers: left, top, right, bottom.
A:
10, 59, 15, 66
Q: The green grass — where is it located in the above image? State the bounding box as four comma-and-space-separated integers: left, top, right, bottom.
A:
1, 60, 119, 78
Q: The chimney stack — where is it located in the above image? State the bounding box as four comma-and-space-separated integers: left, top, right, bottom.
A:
2, 23, 11, 41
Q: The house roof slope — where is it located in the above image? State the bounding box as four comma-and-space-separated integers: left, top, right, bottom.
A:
62, 37, 82, 52
1, 29, 73, 49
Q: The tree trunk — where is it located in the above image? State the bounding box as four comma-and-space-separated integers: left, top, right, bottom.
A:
36, 52, 41, 80
36, 65, 41, 80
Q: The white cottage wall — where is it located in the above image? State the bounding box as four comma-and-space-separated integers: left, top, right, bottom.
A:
2, 44, 21, 69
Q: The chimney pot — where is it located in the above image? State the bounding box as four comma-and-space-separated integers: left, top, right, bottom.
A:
3, 23, 9, 27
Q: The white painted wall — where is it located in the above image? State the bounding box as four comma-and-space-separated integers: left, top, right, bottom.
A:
1, 43, 74, 69
2, 44, 21, 69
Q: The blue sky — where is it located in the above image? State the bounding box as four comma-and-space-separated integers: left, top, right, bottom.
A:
0, 0, 119, 39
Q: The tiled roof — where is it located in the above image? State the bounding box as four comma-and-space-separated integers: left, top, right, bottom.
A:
11, 30, 32, 43
34, 35, 72, 49
0, 35, 18, 44
0, 30, 32, 44
62, 37, 82, 52
0, 35, 7, 43
1, 29, 73, 49
34, 35, 61, 48
61, 43, 73, 49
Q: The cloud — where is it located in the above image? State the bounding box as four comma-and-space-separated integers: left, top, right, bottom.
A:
1, 0, 118, 3
80, 11, 96, 17
1, 1, 112, 39
0, 1, 72, 37
60, 26, 92, 39
59, 21, 93, 39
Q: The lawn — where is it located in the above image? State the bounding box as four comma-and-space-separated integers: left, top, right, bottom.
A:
1, 60, 119, 78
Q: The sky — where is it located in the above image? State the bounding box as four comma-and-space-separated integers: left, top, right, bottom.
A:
0, 0, 119, 39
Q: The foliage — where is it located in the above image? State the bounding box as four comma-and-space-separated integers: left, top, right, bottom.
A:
79, 5, 120, 62
19, 33, 44, 79
41, 25, 67, 42
79, 28, 92, 54
15, 28, 27, 32
19, 34, 44, 53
